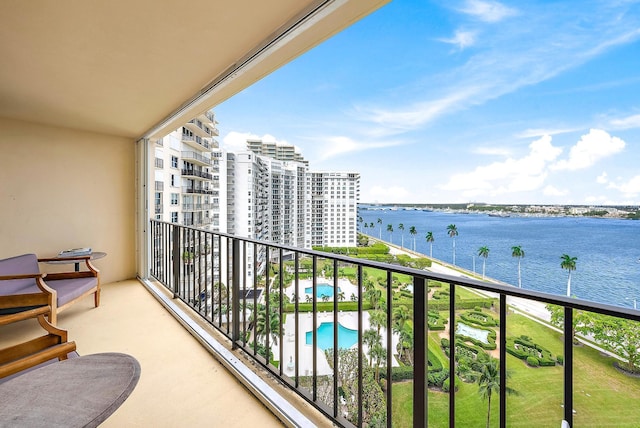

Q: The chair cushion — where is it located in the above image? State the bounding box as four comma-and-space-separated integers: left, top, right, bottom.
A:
46, 277, 98, 307
0, 254, 40, 296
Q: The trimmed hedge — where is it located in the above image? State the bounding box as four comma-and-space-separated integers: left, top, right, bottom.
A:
428, 311, 447, 330
443, 375, 461, 392
505, 335, 556, 367
460, 310, 499, 327
427, 298, 496, 312
526, 356, 540, 367
313, 243, 389, 255
379, 347, 445, 381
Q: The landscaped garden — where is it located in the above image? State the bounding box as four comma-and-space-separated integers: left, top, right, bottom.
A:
247, 240, 640, 426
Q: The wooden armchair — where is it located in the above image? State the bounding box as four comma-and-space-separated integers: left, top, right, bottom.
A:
0, 253, 100, 325
0, 297, 77, 380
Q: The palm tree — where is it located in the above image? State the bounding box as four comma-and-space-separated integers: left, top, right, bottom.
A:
362, 329, 380, 367
386, 224, 393, 243
511, 245, 525, 288
377, 218, 382, 239
369, 222, 374, 230
560, 254, 578, 297
447, 224, 458, 265
398, 223, 405, 248
252, 304, 281, 346
409, 226, 417, 251
425, 232, 434, 258
477, 357, 516, 428
477, 357, 500, 428
478, 246, 490, 279
392, 305, 410, 333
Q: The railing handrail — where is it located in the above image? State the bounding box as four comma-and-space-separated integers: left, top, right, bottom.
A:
148, 219, 640, 321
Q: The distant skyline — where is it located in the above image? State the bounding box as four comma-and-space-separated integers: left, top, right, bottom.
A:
216, 0, 640, 205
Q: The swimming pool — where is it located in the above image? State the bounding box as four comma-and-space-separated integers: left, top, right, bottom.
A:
304, 283, 341, 299
306, 322, 358, 351
456, 322, 490, 344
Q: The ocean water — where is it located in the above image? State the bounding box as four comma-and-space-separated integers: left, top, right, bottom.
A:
360, 209, 640, 308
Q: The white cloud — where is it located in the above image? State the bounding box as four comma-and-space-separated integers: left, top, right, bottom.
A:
355, 4, 640, 135
457, 0, 517, 23
608, 175, 640, 196
439, 135, 562, 196
551, 129, 625, 171
473, 147, 511, 156
439, 30, 477, 50
596, 171, 608, 184
543, 185, 568, 196
314, 136, 406, 161
609, 113, 640, 130
515, 127, 579, 139
368, 185, 411, 202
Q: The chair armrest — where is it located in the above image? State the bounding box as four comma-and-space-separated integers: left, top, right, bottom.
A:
0, 273, 46, 281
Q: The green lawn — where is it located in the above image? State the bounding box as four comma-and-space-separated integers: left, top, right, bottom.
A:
391, 312, 640, 427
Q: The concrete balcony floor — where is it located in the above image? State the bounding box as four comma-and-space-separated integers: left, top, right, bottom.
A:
1, 280, 291, 427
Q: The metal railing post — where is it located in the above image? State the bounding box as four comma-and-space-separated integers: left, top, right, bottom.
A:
171, 224, 180, 298
231, 238, 240, 349
564, 307, 574, 426
413, 276, 427, 428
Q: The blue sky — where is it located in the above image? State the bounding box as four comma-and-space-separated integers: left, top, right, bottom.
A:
216, 0, 640, 205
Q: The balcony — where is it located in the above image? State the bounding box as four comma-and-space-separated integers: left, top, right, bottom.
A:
182, 186, 214, 195
181, 169, 213, 180
1, 279, 295, 427
148, 221, 640, 427
181, 133, 211, 151
182, 151, 211, 166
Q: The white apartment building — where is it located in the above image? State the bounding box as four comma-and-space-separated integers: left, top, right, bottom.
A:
305, 171, 360, 248
153, 111, 223, 232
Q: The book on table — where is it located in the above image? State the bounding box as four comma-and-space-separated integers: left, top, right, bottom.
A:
58, 247, 92, 257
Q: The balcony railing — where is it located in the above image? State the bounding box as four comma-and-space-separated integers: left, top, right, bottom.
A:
181, 151, 211, 166
181, 186, 213, 195
149, 220, 640, 428
181, 169, 213, 180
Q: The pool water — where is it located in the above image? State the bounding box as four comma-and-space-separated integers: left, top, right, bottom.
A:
304, 283, 341, 299
306, 322, 358, 350
456, 322, 490, 344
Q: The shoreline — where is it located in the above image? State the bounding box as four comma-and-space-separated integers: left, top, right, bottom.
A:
368, 235, 626, 361
371, 235, 553, 322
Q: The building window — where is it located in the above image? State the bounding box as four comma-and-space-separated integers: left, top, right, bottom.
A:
171, 174, 176, 187
171, 156, 178, 168
170, 193, 179, 205
171, 212, 178, 223
154, 192, 162, 206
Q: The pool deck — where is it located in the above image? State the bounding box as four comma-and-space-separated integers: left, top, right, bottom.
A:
279, 277, 399, 376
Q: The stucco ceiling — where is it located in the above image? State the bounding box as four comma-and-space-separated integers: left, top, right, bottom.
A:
0, 0, 388, 139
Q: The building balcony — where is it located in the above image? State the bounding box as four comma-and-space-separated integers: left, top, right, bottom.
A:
181, 169, 213, 180
182, 186, 214, 195
181, 133, 211, 151
1, 279, 303, 427
181, 151, 211, 166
